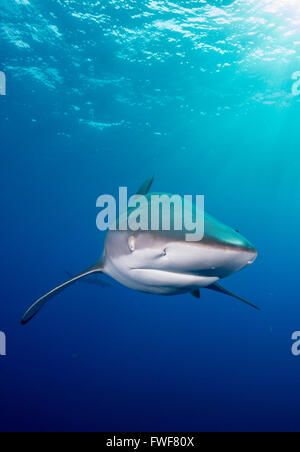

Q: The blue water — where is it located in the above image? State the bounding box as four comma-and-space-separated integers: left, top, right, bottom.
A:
1, 0, 300, 432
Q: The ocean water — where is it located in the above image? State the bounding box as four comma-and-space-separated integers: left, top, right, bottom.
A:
1, 0, 300, 432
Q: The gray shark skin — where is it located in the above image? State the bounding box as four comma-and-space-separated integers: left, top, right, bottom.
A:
21, 178, 258, 325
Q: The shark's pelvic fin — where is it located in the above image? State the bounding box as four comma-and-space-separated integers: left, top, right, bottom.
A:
21, 265, 103, 325
191, 289, 201, 299
136, 176, 154, 196
207, 283, 260, 311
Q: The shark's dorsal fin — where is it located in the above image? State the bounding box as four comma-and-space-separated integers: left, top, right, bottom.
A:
21, 265, 103, 325
207, 283, 260, 311
136, 176, 154, 196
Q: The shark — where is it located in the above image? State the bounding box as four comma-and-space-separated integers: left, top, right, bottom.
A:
21, 178, 259, 324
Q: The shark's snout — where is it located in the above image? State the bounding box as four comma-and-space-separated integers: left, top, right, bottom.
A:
227, 239, 258, 274
232, 233, 258, 266
245, 246, 258, 265
199, 226, 258, 277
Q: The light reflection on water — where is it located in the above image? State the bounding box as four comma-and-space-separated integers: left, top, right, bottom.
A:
0, 0, 299, 128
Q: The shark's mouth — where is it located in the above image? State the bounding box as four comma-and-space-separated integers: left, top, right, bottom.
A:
130, 268, 219, 288
130, 267, 226, 279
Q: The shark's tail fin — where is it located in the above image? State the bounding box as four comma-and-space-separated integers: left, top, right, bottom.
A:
207, 283, 260, 311
21, 265, 103, 325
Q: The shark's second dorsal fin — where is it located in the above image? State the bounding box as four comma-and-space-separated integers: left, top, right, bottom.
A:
136, 176, 154, 196
207, 283, 260, 311
21, 265, 103, 325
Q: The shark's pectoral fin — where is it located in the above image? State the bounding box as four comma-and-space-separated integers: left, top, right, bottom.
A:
65, 271, 111, 287
207, 283, 260, 311
136, 176, 154, 196
191, 289, 201, 299
21, 265, 103, 325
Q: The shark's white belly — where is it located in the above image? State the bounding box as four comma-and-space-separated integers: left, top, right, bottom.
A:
104, 257, 219, 295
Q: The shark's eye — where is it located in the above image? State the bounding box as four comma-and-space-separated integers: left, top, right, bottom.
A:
128, 235, 136, 252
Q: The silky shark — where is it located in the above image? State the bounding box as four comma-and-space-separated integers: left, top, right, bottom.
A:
21, 178, 259, 324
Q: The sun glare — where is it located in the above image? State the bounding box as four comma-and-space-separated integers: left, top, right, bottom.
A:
262, 0, 300, 15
